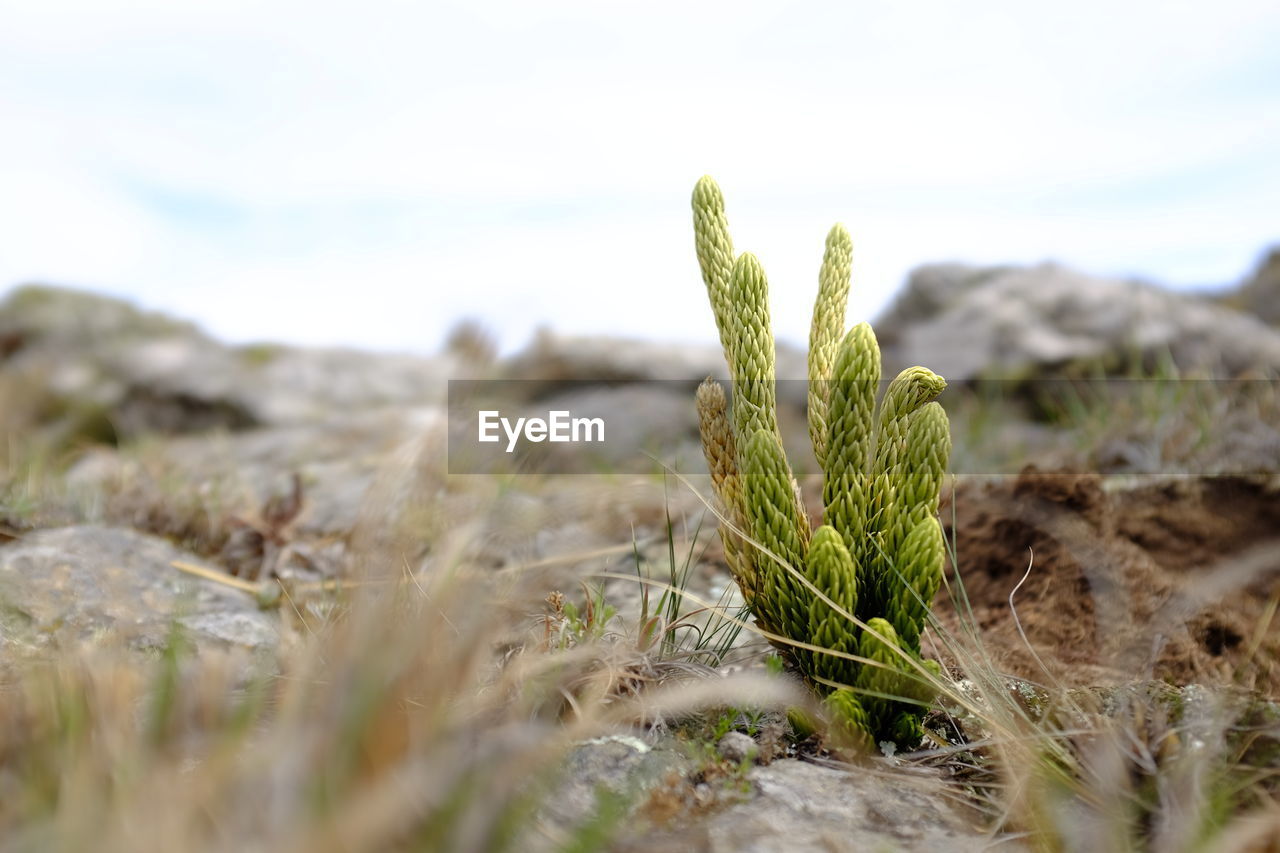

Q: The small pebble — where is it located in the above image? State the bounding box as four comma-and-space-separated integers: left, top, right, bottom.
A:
718, 731, 759, 764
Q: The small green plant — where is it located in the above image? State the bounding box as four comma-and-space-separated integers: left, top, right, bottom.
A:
633, 493, 748, 667
544, 582, 619, 649
691, 176, 951, 748
708, 704, 769, 740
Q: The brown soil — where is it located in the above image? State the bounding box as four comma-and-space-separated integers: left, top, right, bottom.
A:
931, 468, 1280, 696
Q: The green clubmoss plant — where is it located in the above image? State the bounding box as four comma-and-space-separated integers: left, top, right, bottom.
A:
692, 176, 951, 748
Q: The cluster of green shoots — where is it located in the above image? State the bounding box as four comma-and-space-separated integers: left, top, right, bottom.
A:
691, 176, 951, 747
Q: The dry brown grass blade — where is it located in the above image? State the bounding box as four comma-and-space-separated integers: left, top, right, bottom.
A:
170, 559, 261, 593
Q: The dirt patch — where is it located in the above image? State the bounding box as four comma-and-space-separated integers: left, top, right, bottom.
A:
932, 468, 1280, 696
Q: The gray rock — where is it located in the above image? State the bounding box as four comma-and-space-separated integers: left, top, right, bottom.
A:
877, 262, 1280, 380
874, 263, 1013, 343
1224, 246, 1280, 326
504, 330, 733, 384
65, 406, 444, 544
0, 526, 279, 653
233, 345, 454, 425
0, 285, 454, 438
716, 731, 759, 764
501, 330, 809, 407
542, 735, 689, 830
670, 759, 1002, 852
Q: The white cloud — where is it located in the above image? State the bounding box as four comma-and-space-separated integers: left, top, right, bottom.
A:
0, 0, 1277, 353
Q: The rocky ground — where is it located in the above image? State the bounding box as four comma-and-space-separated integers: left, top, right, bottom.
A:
1, 252, 1279, 851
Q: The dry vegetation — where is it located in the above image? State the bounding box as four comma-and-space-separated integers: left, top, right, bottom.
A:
2, 368, 1279, 852
0, 479, 795, 851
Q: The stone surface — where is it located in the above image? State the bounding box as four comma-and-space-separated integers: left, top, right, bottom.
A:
503, 330, 729, 384
0, 526, 280, 653
716, 731, 759, 764
541, 735, 690, 830
65, 407, 444, 541
636, 758, 1004, 852
501, 330, 809, 405
0, 285, 454, 437
1224, 246, 1280, 326
873, 262, 1011, 338
876, 262, 1280, 380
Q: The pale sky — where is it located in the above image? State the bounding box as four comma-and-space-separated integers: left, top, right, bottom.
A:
2, 1, 1278, 354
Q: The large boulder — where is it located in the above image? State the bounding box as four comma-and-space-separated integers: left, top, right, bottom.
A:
873, 262, 1012, 339
0, 285, 454, 437
876, 262, 1280, 380
504, 330, 733, 385
499, 330, 809, 413
503, 330, 807, 381
1222, 246, 1280, 326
